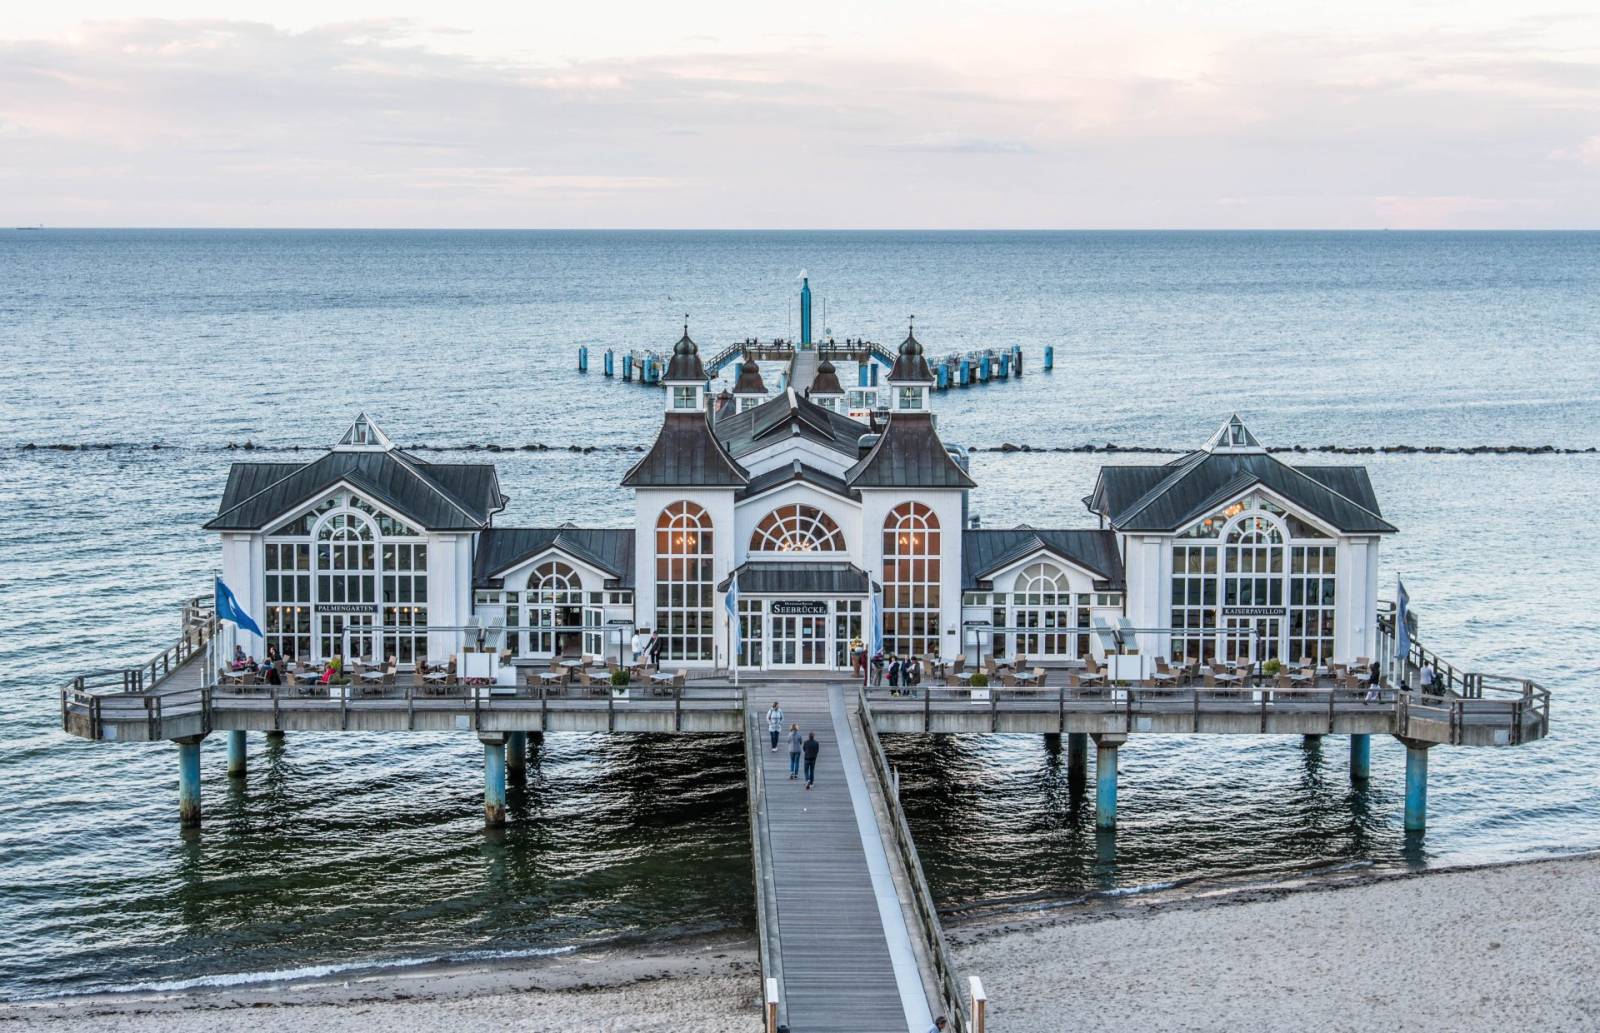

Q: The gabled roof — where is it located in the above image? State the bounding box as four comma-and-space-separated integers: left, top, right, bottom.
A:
206, 449, 505, 532
713, 388, 868, 460
622, 411, 748, 488
736, 460, 860, 502
1088, 418, 1395, 534
473, 526, 635, 588
962, 528, 1125, 590
846, 413, 975, 489
717, 561, 872, 595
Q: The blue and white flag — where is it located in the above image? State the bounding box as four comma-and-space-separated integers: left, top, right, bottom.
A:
869, 583, 884, 657
1394, 578, 1411, 666
725, 572, 740, 659
215, 576, 263, 638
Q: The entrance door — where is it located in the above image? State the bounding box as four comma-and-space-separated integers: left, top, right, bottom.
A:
769, 613, 831, 668
1223, 616, 1282, 665
319, 612, 376, 662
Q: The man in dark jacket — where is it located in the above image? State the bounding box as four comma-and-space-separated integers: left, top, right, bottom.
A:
801, 732, 820, 789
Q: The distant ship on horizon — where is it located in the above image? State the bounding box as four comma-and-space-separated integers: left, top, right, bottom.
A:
15, 224, 44, 231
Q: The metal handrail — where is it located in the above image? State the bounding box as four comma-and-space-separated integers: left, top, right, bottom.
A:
855, 686, 970, 1033
745, 711, 784, 1033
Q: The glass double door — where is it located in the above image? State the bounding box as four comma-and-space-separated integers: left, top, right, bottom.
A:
319, 613, 376, 662
769, 613, 830, 668
1223, 616, 1282, 665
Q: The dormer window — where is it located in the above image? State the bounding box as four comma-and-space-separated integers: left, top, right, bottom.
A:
673, 386, 699, 410
897, 387, 924, 411
816, 397, 837, 412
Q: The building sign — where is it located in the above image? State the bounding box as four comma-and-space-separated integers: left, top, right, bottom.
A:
770, 600, 828, 616
317, 603, 379, 614
1221, 606, 1286, 617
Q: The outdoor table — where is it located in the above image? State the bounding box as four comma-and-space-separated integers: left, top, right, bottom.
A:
559, 659, 584, 668
1014, 671, 1040, 685
649, 672, 674, 684
361, 669, 384, 682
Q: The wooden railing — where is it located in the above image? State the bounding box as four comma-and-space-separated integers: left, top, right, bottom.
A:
745, 713, 785, 1033
855, 686, 972, 1033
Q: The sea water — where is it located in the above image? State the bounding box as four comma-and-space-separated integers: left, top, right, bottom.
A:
1, 230, 1597, 1000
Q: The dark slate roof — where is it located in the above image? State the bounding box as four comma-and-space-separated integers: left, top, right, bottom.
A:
474, 526, 635, 588
810, 358, 844, 396
206, 450, 504, 531
733, 355, 766, 395
717, 561, 872, 595
665, 330, 708, 382
713, 389, 868, 460
846, 413, 976, 489
622, 411, 748, 488
1089, 451, 1395, 534
962, 528, 1125, 590
736, 460, 860, 502
889, 331, 934, 382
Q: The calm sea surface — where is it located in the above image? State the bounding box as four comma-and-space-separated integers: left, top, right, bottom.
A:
1, 231, 1597, 1000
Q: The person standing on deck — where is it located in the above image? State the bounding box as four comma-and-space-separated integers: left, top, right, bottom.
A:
647, 631, 662, 671
802, 731, 820, 789
766, 702, 784, 750
787, 724, 803, 780
631, 629, 647, 665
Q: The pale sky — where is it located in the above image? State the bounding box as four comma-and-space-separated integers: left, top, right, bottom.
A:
3, 1, 1599, 228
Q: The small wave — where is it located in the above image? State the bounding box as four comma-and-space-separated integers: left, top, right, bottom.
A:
61, 944, 577, 999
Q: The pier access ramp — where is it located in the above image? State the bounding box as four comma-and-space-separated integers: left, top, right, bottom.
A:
747, 685, 938, 1033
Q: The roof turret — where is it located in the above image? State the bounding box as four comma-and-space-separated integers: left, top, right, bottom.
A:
664, 320, 708, 383
733, 354, 766, 395
889, 325, 934, 383
811, 357, 844, 396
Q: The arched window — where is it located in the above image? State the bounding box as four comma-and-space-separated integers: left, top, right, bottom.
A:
1222, 514, 1285, 663
882, 502, 940, 658
656, 501, 714, 661
751, 504, 845, 553
1012, 562, 1080, 659
526, 560, 582, 654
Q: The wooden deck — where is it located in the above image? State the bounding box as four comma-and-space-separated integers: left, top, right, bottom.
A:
748, 685, 938, 1033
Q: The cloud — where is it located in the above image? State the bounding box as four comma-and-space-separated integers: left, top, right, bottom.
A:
2, 14, 1600, 227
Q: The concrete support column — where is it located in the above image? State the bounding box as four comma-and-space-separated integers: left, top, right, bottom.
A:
482, 737, 507, 828
1092, 734, 1124, 830
1067, 732, 1089, 789
227, 730, 247, 779
1302, 734, 1323, 748
1349, 734, 1371, 782
506, 731, 528, 781
176, 737, 204, 828
266, 730, 285, 744
1404, 742, 1430, 832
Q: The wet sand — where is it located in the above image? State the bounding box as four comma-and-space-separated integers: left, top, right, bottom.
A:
4, 855, 1595, 1032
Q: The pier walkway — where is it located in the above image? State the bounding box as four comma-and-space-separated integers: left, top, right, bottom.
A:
747, 684, 942, 1033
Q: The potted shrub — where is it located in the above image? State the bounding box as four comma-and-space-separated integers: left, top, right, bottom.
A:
610, 668, 631, 699
968, 672, 989, 687
1263, 658, 1282, 677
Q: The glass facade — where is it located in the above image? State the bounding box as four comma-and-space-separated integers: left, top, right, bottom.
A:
882, 502, 940, 657
655, 501, 715, 661
750, 504, 845, 553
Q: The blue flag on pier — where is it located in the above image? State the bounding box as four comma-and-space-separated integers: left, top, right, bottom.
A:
869, 583, 883, 657
725, 572, 740, 660
1394, 578, 1411, 666
215, 576, 263, 638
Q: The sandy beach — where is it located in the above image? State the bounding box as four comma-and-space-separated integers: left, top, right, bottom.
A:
4, 855, 1595, 1032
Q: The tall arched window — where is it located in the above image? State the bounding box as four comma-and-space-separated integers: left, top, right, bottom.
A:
1222, 514, 1285, 663
656, 501, 714, 661
527, 561, 582, 654
882, 502, 940, 657
750, 504, 845, 553
1012, 562, 1078, 658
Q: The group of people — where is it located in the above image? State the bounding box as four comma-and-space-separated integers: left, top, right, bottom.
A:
765, 702, 821, 790
628, 629, 665, 670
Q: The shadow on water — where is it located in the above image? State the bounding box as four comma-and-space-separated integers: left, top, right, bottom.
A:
882, 731, 1419, 909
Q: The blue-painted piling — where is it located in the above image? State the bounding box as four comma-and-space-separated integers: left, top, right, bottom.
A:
858, 363, 870, 388
623, 353, 633, 381
484, 740, 507, 827
980, 355, 992, 382
177, 738, 202, 827
998, 352, 1010, 379
603, 349, 614, 377
1044, 344, 1054, 370
1012, 345, 1023, 375
936, 363, 949, 390
1350, 733, 1371, 781
1404, 744, 1429, 831
869, 364, 879, 386
227, 730, 246, 779
1067, 732, 1088, 785
1095, 739, 1119, 829
507, 731, 527, 780
578, 345, 588, 372
959, 359, 971, 387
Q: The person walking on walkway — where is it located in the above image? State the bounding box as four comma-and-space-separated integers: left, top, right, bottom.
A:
766, 701, 785, 750
801, 731, 820, 789
927, 1016, 948, 1032
787, 723, 802, 780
